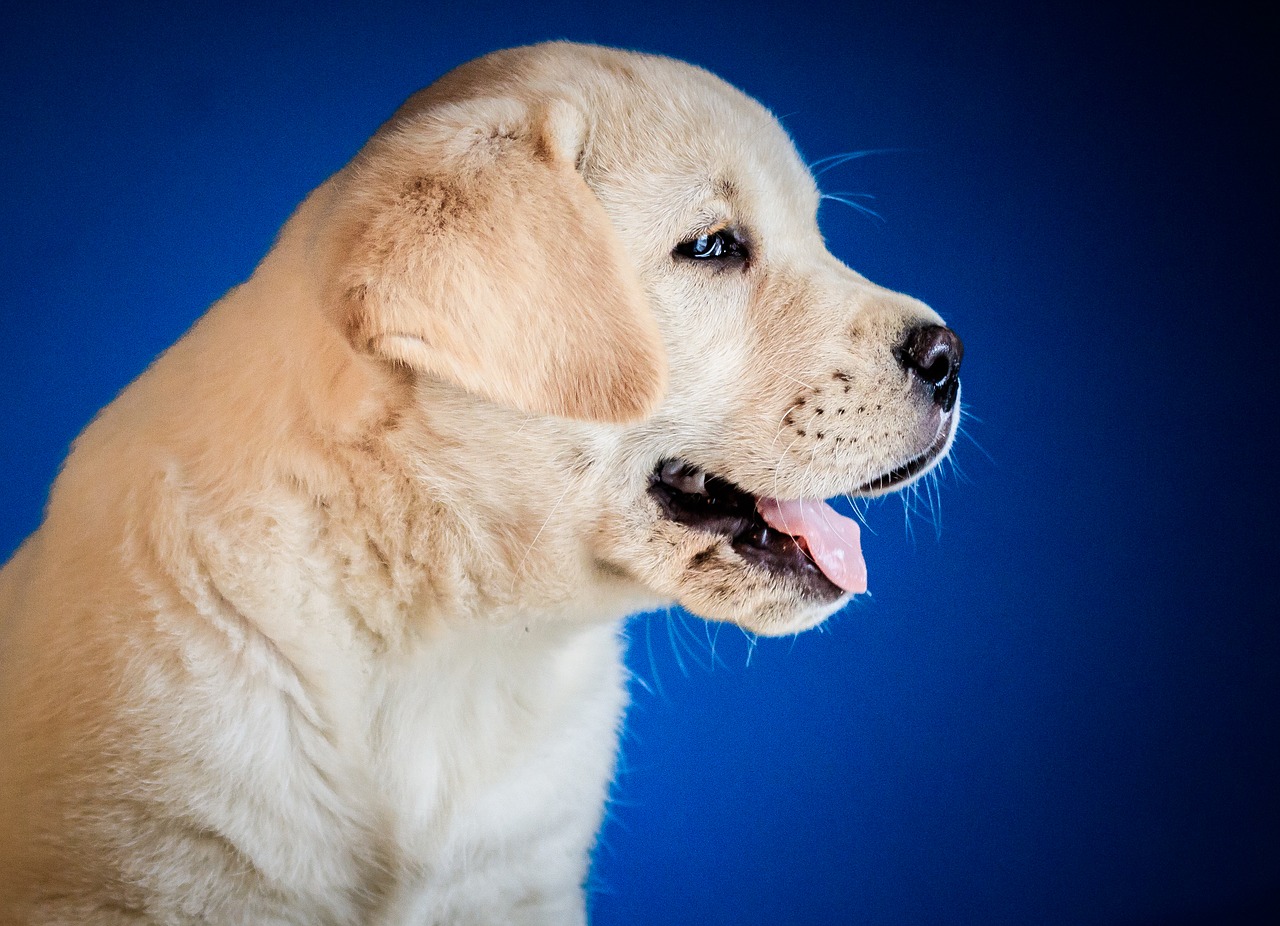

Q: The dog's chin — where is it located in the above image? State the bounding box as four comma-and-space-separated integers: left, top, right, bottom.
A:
676, 575, 851, 637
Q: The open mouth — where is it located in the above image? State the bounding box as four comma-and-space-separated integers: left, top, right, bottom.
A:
648, 460, 865, 601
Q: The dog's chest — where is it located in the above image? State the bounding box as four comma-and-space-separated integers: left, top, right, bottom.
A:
347, 620, 627, 922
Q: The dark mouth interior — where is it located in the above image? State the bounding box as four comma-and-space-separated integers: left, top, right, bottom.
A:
647, 460, 843, 600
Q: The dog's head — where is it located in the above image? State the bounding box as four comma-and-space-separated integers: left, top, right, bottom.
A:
314, 43, 961, 636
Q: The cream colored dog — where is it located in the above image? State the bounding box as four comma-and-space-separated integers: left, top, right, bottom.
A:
0, 43, 962, 924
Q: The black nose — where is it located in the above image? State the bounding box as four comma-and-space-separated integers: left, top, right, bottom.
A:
895, 324, 964, 412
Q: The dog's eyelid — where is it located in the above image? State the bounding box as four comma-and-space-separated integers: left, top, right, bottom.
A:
674, 214, 730, 242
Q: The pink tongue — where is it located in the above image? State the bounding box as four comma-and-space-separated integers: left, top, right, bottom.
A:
756, 497, 867, 594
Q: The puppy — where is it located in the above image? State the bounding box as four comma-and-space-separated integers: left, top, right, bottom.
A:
0, 42, 962, 924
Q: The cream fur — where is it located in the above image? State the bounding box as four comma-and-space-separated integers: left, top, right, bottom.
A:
0, 43, 957, 924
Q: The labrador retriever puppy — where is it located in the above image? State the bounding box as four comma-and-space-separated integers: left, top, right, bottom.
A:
0, 42, 962, 925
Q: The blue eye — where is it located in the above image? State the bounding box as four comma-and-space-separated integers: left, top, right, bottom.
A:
674, 229, 747, 262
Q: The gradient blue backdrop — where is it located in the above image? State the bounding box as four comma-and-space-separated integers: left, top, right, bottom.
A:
2, 2, 1276, 923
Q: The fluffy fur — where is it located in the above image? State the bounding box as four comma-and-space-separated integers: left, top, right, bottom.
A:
0, 43, 958, 924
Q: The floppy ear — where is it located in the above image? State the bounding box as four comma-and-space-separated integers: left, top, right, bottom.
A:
332, 97, 666, 423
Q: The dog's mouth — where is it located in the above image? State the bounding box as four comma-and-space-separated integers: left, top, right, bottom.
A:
648, 460, 866, 600
648, 423, 956, 599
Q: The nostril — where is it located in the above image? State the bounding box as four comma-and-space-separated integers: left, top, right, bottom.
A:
918, 352, 951, 386
895, 324, 964, 409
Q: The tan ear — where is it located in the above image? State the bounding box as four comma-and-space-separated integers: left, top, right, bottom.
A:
332, 97, 666, 423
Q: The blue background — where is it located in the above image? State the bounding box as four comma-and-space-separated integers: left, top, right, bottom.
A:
2, 2, 1276, 923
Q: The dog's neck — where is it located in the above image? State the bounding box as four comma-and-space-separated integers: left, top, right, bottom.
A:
48, 193, 649, 664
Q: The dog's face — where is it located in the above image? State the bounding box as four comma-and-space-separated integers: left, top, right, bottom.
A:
326, 44, 961, 637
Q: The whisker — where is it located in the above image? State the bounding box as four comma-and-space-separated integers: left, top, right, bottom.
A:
740, 626, 759, 667
769, 399, 806, 450
900, 485, 919, 545
511, 479, 576, 586
643, 611, 666, 700
704, 619, 726, 670
956, 424, 996, 466
839, 493, 875, 530
927, 470, 943, 539
808, 147, 909, 175
761, 362, 814, 392
664, 607, 690, 678
628, 661, 655, 698
944, 451, 975, 487
769, 433, 811, 545
820, 192, 885, 223
674, 610, 714, 673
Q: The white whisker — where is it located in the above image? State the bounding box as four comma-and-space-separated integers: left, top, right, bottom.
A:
956, 423, 995, 466
643, 612, 666, 700
762, 362, 814, 392
665, 608, 689, 678
704, 619, 726, 670
820, 192, 885, 223
740, 626, 759, 667
511, 478, 576, 586
769, 399, 806, 450
808, 147, 907, 176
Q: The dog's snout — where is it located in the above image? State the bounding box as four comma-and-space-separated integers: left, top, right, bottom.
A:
895, 324, 964, 412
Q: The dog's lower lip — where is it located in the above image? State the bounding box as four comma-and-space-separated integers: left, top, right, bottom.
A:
854, 420, 954, 494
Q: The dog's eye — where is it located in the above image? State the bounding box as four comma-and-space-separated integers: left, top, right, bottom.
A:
674, 229, 747, 262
